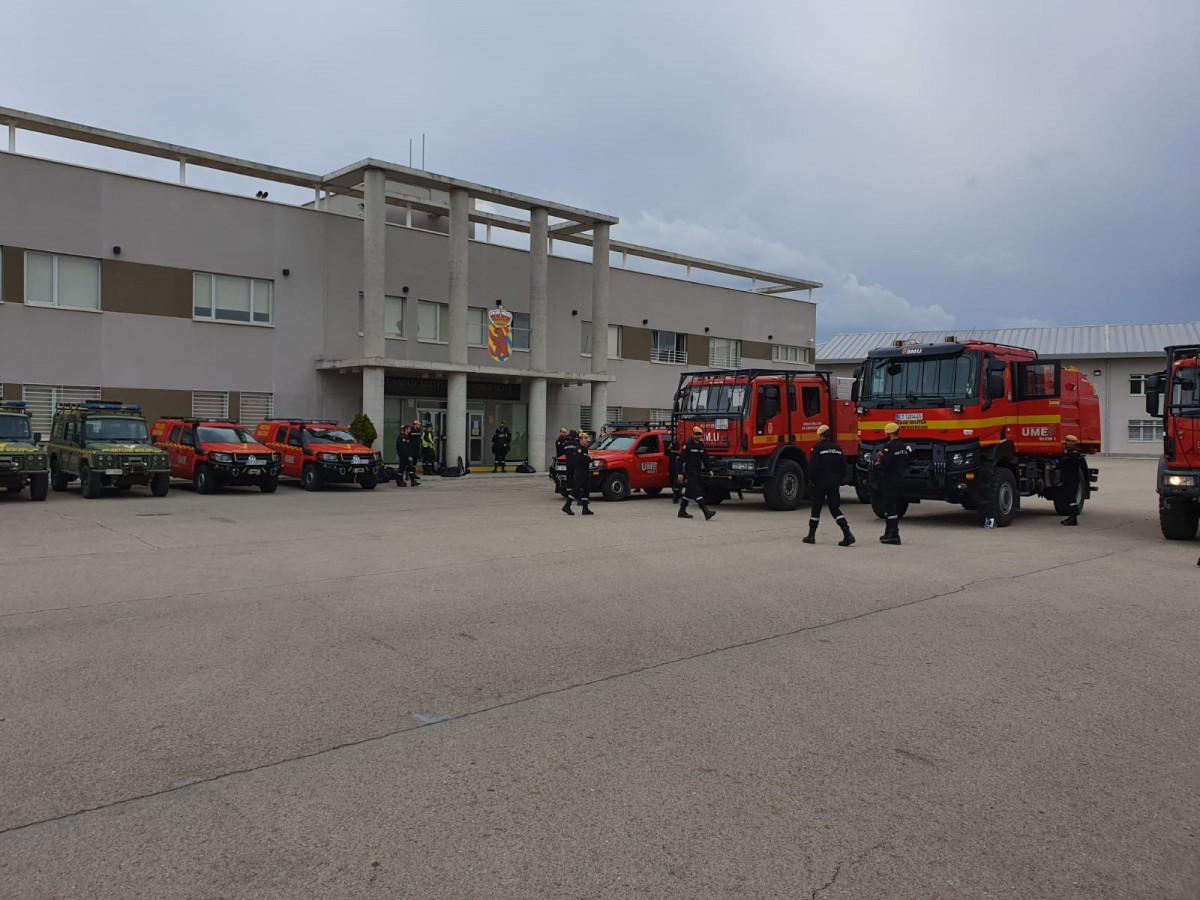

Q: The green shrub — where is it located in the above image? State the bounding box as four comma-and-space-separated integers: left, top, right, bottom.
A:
348, 413, 378, 448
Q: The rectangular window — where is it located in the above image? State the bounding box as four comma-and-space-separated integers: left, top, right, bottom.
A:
23, 384, 102, 436
772, 344, 813, 365
581, 322, 622, 358
708, 338, 742, 368
1128, 419, 1164, 442
468, 307, 487, 347
606, 406, 623, 425
1129, 374, 1149, 396
358, 294, 406, 338
24, 251, 101, 310
418, 300, 449, 342
511, 312, 531, 351
239, 391, 274, 424
192, 391, 230, 419
649, 407, 673, 425
578, 406, 592, 433
651, 330, 688, 364
193, 272, 272, 325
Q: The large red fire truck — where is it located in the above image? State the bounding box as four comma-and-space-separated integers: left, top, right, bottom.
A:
670, 369, 858, 510
852, 338, 1100, 526
1144, 344, 1200, 540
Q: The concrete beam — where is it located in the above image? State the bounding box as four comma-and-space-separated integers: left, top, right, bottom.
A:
314, 357, 615, 384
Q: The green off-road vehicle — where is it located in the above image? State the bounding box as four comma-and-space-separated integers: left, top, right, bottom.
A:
48, 402, 171, 498
0, 401, 50, 501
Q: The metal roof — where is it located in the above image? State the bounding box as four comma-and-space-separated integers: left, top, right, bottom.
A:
817, 322, 1200, 363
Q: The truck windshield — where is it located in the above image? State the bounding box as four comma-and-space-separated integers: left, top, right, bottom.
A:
197, 426, 258, 444
85, 417, 150, 443
1170, 367, 1200, 416
595, 435, 636, 451
680, 383, 747, 415
863, 351, 979, 406
304, 427, 357, 443
0, 415, 32, 440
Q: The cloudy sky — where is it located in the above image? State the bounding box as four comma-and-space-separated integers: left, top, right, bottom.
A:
3, 0, 1197, 339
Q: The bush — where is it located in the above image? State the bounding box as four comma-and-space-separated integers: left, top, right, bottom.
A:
348, 413, 378, 448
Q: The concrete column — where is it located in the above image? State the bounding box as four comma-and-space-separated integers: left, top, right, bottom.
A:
529, 207, 549, 467
529, 378, 547, 470
361, 167, 387, 449
179, 161, 187, 185
589, 222, 611, 430
445, 188, 470, 468
7, 125, 15, 153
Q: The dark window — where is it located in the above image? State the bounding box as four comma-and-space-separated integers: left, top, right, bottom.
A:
287, 428, 302, 448
802, 386, 822, 417
1016, 362, 1060, 400
168, 424, 183, 443
181, 428, 195, 447
638, 435, 660, 453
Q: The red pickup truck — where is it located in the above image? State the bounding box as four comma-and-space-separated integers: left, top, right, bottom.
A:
551, 423, 674, 501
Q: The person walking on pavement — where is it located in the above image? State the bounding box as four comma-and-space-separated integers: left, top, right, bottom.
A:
874, 422, 910, 545
1053, 434, 1089, 526
492, 421, 512, 472
420, 422, 437, 475
803, 424, 855, 547
561, 429, 594, 516
678, 425, 716, 520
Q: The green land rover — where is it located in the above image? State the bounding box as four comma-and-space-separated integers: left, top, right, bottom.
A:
0, 401, 50, 501
48, 402, 171, 498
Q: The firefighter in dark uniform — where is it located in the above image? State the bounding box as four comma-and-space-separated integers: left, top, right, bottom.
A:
1053, 434, 1089, 526
492, 422, 512, 472
874, 421, 909, 545
555, 427, 569, 457
420, 422, 437, 475
395, 425, 413, 487
561, 429, 594, 516
803, 424, 855, 547
678, 425, 716, 520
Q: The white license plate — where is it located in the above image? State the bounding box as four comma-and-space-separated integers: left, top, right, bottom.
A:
714, 418, 729, 430
105, 469, 123, 475
351, 456, 366, 465
352, 466, 365, 473
247, 468, 261, 476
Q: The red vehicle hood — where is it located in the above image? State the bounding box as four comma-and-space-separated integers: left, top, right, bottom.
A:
199, 441, 273, 454
308, 442, 374, 455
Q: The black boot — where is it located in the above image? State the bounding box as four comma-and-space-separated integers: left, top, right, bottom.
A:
837, 518, 856, 547
802, 519, 818, 544
493, 464, 498, 472
1060, 515, 1078, 526
880, 519, 901, 545
678, 499, 693, 519
671, 490, 681, 504
699, 500, 716, 521
562, 498, 574, 516
581, 500, 594, 516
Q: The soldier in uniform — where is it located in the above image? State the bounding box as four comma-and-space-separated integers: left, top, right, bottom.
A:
1054, 434, 1089, 526
555, 427, 569, 457
874, 421, 909, 545
803, 424, 855, 547
678, 425, 716, 520
492, 421, 512, 472
420, 422, 437, 475
395, 425, 413, 487
561, 429, 593, 516
404, 422, 422, 486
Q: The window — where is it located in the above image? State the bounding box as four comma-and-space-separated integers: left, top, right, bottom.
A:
651, 330, 688, 364
802, 386, 822, 417
418, 300, 449, 342
511, 312, 530, 351
578, 406, 592, 433
581, 322, 622, 358
772, 344, 813, 365
168, 424, 183, 443
239, 391, 274, 424
468, 307, 487, 347
708, 338, 742, 368
649, 407, 673, 424
638, 435, 660, 453
25, 251, 101, 310
180, 427, 195, 447
1128, 419, 1164, 442
358, 294, 406, 338
192, 391, 229, 419
1130, 374, 1150, 396
22, 384, 102, 436
606, 406, 623, 425
1017, 362, 1061, 400
193, 273, 272, 325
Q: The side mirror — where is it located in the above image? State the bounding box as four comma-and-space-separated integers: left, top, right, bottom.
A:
986, 360, 1006, 400
33, 432, 42, 443
850, 381, 860, 402
1145, 373, 1163, 417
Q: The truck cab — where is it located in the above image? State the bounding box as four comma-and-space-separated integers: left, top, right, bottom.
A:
0, 401, 49, 501
1145, 344, 1200, 540
151, 417, 281, 494
253, 419, 383, 491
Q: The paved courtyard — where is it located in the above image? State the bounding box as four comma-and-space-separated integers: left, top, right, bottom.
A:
0, 457, 1197, 899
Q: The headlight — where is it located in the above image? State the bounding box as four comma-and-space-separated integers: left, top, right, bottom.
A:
591, 459, 607, 469
318, 452, 339, 462
951, 451, 976, 466
212, 452, 233, 463
1166, 474, 1196, 487
272, 452, 281, 462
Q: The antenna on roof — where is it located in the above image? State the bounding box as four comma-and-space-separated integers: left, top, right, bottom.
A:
409, 138, 413, 167
422, 133, 426, 170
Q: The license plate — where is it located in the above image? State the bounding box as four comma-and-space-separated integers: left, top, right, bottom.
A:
351, 456, 366, 465
105, 469, 123, 475
247, 468, 262, 476
554, 465, 565, 473
714, 418, 729, 430
352, 466, 365, 473
247, 456, 259, 464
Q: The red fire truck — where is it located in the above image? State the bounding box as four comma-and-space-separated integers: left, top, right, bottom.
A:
1145, 344, 1200, 540
670, 369, 859, 510
852, 338, 1101, 526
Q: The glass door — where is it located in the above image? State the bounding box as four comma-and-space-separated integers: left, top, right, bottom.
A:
417, 407, 448, 467
468, 410, 485, 466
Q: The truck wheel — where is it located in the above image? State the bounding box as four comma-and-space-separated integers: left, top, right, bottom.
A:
259, 475, 279, 493
194, 465, 217, 495
28, 473, 49, 501
150, 473, 171, 497
601, 472, 630, 502
869, 493, 909, 520
855, 482, 872, 504
302, 464, 323, 492
360, 473, 378, 490
1052, 481, 1085, 517
51, 461, 69, 492
764, 461, 804, 511
643, 487, 663, 497
79, 463, 102, 499
979, 467, 1017, 527
1159, 499, 1199, 541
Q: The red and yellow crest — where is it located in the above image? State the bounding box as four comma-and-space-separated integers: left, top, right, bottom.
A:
488, 307, 514, 362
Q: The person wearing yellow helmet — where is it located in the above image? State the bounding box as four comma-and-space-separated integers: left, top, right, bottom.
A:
1054, 434, 1089, 526
803, 424, 855, 547
678, 425, 716, 521
873, 421, 910, 545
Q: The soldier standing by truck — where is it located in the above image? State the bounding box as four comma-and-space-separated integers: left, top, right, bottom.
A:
678, 425, 716, 521
1052, 435, 1089, 526
874, 422, 909, 545
420, 422, 437, 475
803, 424, 855, 547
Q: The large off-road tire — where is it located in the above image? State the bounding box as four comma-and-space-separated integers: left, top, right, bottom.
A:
764, 461, 804, 511
301, 464, 323, 492
194, 464, 217, 495
28, 473, 49, 501
855, 482, 872, 504
259, 475, 279, 493
601, 472, 630, 502
870, 493, 909, 520
51, 461, 69, 492
1159, 499, 1200, 541
150, 473, 171, 497
80, 463, 102, 499
360, 473, 378, 490
1052, 480, 1086, 517
978, 466, 1017, 527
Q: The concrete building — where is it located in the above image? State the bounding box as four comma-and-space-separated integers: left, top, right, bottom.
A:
817, 323, 1200, 456
0, 107, 821, 469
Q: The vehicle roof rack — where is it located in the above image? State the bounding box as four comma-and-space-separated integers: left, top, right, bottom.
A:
58, 401, 143, 413
605, 421, 672, 431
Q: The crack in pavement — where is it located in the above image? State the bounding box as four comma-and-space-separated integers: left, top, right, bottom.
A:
811, 842, 886, 899
0, 545, 1138, 838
